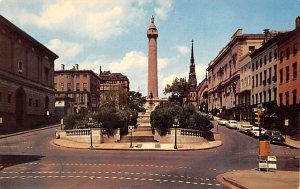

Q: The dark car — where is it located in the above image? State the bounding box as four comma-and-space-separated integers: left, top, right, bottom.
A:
262, 130, 285, 144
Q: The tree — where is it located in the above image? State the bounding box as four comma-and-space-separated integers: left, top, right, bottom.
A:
128, 91, 146, 112
100, 87, 128, 109
164, 77, 188, 105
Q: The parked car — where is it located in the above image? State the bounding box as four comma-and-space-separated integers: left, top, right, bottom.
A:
225, 120, 239, 129
247, 127, 266, 138
262, 130, 285, 144
238, 124, 253, 134
218, 119, 228, 126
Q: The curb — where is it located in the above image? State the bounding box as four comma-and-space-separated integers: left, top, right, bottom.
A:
223, 177, 247, 189
51, 139, 222, 151
0, 124, 60, 139
283, 141, 300, 149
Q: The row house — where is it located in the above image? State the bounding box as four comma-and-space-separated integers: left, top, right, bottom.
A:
207, 29, 265, 119
277, 16, 300, 133
54, 64, 100, 116
0, 15, 58, 131
250, 33, 283, 127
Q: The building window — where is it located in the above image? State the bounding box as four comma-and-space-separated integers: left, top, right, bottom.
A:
263, 91, 266, 103
29, 98, 32, 106
292, 90, 297, 105
286, 66, 289, 83
18, 60, 23, 74
54, 83, 57, 91
280, 51, 284, 62
279, 69, 283, 83
256, 94, 258, 104
285, 91, 289, 105
67, 83, 71, 91
83, 74, 87, 77
252, 62, 254, 72
35, 99, 39, 107
263, 70, 267, 85
67, 74, 71, 78
80, 94, 84, 103
83, 83, 87, 91
260, 72, 262, 86
256, 74, 258, 87
279, 93, 283, 106
44, 67, 50, 84
76, 83, 80, 91
293, 43, 298, 55
293, 62, 297, 80
286, 48, 290, 59
274, 65, 277, 82
61, 83, 64, 91
0, 92, 2, 102
260, 58, 262, 67
274, 88, 277, 101
7, 94, 11, 103
256, 61, 258, 70
259, 93, 262, 104
252, 95, 254, 104
268, 68, 272, 84
264, 55, 267, 65
252, 76, 254, 88
269, 52, 272, 62
268, 89, 272, 101
249, 46, 255, 52
274, 48, 278, 59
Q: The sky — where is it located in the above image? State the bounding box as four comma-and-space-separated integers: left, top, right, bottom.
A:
0, 0, 299, 98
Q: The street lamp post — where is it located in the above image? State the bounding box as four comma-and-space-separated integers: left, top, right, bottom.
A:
173, 117, 179, 149
129, 114, 134, 148
89, 117, 93, 149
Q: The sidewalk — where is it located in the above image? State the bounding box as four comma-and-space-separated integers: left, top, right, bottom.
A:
217, 170, 299, 189
51, 138, 222, 151
284, 135, 300, 149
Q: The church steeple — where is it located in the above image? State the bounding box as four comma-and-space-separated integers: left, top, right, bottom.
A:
188, 40, 197, 89
190, 40, 194, 65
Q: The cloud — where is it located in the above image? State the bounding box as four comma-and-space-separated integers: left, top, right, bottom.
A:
154, 0, 173, 20
15, 0, 173, 41
175, 45, 189, 55
46, 38, 84, 69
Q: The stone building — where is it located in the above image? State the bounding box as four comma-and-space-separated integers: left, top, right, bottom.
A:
277, 16, 300, 134
197, 78, 208, 112
99, 69, 130, 109
54, 64, 100, 115
207, 29, 266, 119
237, 52, 252, 121
0, 15, 58, 131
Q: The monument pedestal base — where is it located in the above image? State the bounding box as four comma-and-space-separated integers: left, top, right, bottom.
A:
144, 98, 168, 112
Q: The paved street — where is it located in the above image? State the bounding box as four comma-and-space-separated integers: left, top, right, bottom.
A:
0, 122, 299, 189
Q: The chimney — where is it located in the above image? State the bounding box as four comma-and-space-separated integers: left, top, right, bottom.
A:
100, 66, 102, 75
75, 64, 79, 70
61, 64, 65, 70
296, 16, 300, 29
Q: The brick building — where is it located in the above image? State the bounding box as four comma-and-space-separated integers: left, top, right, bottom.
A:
54, 64, 100, 115
277, 16, 300, 134
99, 69, 130, 109
0, 15, 58, 131
207, 29, 265, 119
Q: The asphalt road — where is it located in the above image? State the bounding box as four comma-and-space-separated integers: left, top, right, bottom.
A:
0, 122, 299, 189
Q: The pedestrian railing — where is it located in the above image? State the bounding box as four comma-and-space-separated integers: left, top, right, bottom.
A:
180, 129, 206, 138
66, 129, 90, 136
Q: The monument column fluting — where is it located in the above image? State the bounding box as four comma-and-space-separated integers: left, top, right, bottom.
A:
147, 16, 158, 99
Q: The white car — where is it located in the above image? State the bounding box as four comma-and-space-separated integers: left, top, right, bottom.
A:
218, 119, 228, 126
238, 125, 253, 134
225, 120, 239, 129
247, 126, 265, 138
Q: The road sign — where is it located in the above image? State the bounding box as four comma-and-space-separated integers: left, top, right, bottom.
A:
284, 119, 289, 126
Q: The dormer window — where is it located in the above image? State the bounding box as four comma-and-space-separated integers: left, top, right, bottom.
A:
18, 60, 23, 74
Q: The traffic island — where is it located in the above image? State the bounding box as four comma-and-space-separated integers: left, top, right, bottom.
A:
217, 170, 299, 189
